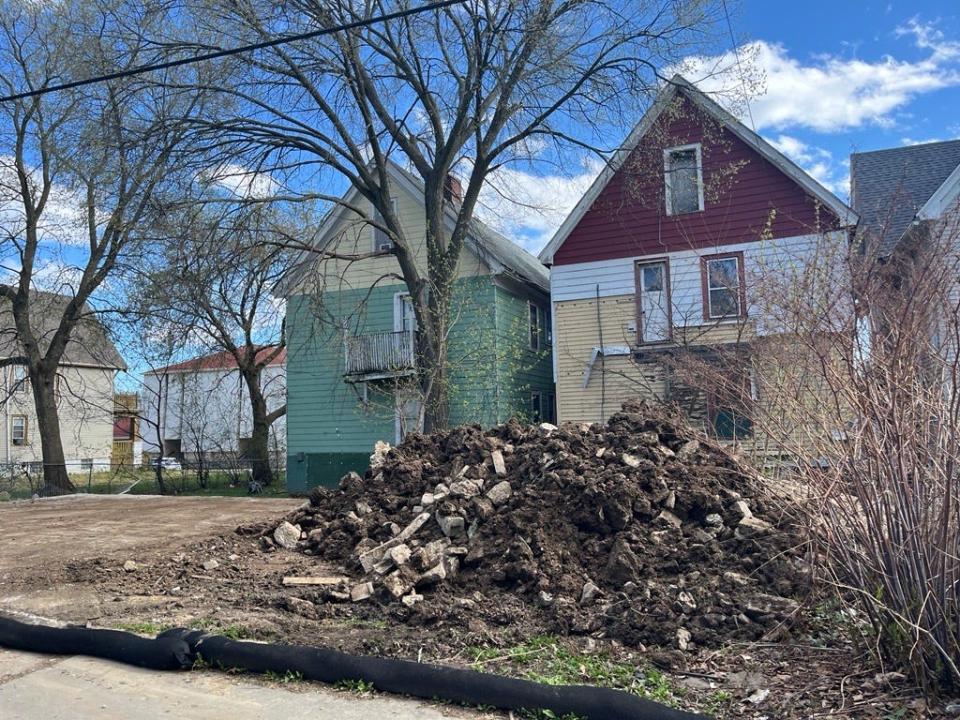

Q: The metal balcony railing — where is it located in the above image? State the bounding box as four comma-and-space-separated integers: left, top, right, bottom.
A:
344, 330, 416, 381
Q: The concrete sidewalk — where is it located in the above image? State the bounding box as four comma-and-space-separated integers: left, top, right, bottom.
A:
0, 649, 473, 720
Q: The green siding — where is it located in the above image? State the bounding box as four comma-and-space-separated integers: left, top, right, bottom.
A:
492, 284, 555, 423
285, 276, 554, 491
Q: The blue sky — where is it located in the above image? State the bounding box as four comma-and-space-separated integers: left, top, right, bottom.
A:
482, 0, 960, 251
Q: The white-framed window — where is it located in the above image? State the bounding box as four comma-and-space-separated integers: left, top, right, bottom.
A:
529, 302, 540, 351
530, 391, 543, 423
373, 198, 397, 252
664, 143, 704, 215
395, 393, 422, 444
12, 365, 27, 395
703, 253, 745, 319
11, 415, 27, 445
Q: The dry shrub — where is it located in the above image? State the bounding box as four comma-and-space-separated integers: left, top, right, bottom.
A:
669, 213, 960, 693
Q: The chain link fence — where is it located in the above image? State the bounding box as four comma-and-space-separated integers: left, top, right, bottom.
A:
0, 458, 286, 500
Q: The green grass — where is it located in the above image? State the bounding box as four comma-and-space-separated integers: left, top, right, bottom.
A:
188, 617, 257, 640
467, 635, 681, 718
0, 467, 288, 500
265, 670, 305, 684
111, 621, 171, 635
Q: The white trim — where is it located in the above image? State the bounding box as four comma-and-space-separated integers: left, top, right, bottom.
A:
372, 197, 398, 252
664, 143, 704, 215
918, 162, 960, 220
393, 291, 416, 333
538, 75, 858, 265
704, 254, 742, 319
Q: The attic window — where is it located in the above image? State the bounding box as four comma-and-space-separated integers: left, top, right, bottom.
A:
373, 198, 397, 252
664, 144, 703, 215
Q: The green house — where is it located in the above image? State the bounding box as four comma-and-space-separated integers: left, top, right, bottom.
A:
279, 163, 554, 492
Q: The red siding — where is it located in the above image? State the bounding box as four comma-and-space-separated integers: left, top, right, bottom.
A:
553, 95, 840, 266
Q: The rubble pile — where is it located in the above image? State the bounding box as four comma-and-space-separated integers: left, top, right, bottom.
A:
265, 401, 805, 651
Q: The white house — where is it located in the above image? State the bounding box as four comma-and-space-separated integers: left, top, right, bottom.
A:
0, 292, 126, 472
142, 346, 286, 466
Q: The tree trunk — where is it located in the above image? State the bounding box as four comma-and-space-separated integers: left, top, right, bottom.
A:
242, 368, 274, 487
30, 367, 74, 495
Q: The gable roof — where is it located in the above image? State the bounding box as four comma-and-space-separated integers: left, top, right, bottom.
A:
538, 75, 858, 266
146, 346, 286, 375
0, 291, 126, 370
851, 139, 960, 258
276, 161, 548, 295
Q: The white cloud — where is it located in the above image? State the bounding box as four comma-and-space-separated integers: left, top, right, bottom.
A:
768, 135, 848, 197
202, 163, 279, 199
678, 21, 960, 133
475, 157, 604, 252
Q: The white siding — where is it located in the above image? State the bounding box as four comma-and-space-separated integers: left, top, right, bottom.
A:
0, 364, 116, 469
549, 232, 839, 328
142, 364, 286, 458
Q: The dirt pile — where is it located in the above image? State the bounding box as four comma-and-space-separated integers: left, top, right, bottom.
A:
264, 401, 806, 652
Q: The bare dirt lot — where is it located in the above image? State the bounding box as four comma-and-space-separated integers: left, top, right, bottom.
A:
0, 493, 946, 719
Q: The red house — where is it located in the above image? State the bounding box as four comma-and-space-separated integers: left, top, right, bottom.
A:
539, 75, 857, 439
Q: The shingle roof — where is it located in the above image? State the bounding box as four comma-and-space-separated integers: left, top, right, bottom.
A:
0, 291, 126, 369
147, 346, 286, 375
851, 139, 960, 257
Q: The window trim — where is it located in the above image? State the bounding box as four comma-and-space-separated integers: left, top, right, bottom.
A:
11, 365, 27, 395
372, 198, 398, 252
700, 251, 747, 321
663, 143, 704, 216
633, 257, 673, 345
530, 390, 543, 424
11, 415, 27, 446
528, 302, 541, 351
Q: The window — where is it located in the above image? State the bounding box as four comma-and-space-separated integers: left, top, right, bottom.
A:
80, 458, 93, 471
373, 198, 397, 252
545, 392, 556, 424
395, 394, 422, 443
12, 365, 27, 395
664, 144, 703, 215
530, 391, 543, 423
529, 302, 540, 351
702, 253, 745, 319
11, 415, 27, 445
544, 306, 553, 347
114, 416, 134, 440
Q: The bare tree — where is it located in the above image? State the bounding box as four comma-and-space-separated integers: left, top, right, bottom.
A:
0, 0, 209, 493
175, 0, 725, 431
136, 203, 288, 486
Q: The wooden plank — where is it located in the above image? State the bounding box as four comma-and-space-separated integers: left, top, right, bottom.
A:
282, 575, 350, 587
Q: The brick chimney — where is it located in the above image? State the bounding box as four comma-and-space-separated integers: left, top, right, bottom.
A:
443, 174, 463, 204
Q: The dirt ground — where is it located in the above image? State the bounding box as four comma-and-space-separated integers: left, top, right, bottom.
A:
0, 494, 951, 719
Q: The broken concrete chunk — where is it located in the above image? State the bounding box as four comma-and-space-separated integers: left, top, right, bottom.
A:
285, 596, 318, 619
358, 512, 431, 571
433, 483, 450, 499
677, 627, 692, 651
704, 513, 724, 527
437, 514, 466, 538
401, 591, 423, 608
449, 479, 482, 499
350, 581, 374, 602
369, 440, 391, 469
731, 499, 753, 521
676, 590, 697, 614
273, 521, 302, 550
486, 480, 512, 506
387, 543, 412, 566
580, 580, 600, 605
420, 492, 436, 507
621, 453, 641, 468
735, 515, 774, 539
201, 559, 220, 571
417, 561, 447, 586
122, 560, 138, 573
490, 449, 507, 476
539, 422, 558, 434
381, 570, 414, 599
655, 510, 682, 528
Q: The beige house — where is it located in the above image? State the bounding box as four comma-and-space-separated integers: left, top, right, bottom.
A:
0, 292, 125, 472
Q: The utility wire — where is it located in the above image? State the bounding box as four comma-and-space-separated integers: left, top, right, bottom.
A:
720, 0, 755, 132
0, 0, 467, 103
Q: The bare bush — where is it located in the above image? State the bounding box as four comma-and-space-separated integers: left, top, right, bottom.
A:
665, 212, 960, 692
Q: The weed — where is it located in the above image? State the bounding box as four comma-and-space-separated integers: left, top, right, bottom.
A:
264, 670, 304, 684
334, 678, 375, 694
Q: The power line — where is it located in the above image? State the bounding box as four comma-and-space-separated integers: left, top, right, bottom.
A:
720, 0, 755, 132
0, 0, 467, 103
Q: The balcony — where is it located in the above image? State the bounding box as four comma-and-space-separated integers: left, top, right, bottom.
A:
344, 330, 416, 382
